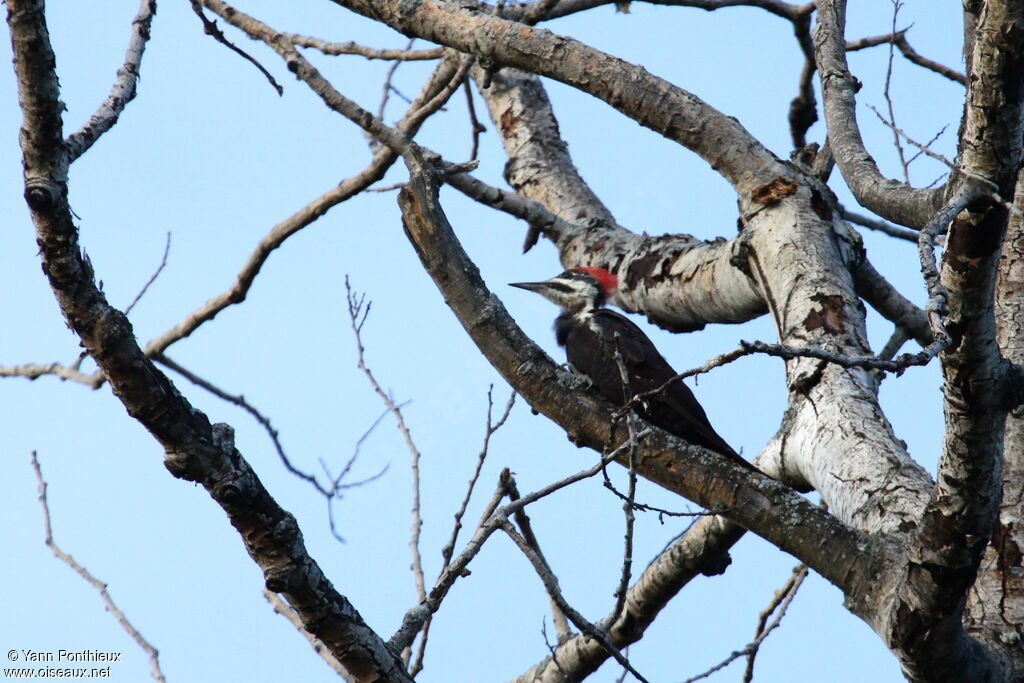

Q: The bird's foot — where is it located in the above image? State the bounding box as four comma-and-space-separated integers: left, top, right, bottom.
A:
558, 363, 593, 391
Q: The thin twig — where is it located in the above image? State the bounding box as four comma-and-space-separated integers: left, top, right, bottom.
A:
610, 338, 637, 623
624, 333, 942, 417
463, 80, 486, 161
867, 104, 1020, 218
366, 182, 405, 193
156, 353, 388, 541
344, 278, 427, 640
840, 206, 919, 242
905, 125, 950, 167
389, 434, 650, 653
410, 387, 515, 676
681, 563, 807, 683
882, 1, 909, 183
612, 426, 638, 623
501, 473, 574, 644
440, 387, 516, 569
189, 0, 282, 95
0, 361, 103, 387
499, 519, 651, 683
263, 590, 355, 681
846, 30, 966, 85
285, 35, 444, 61
601, 473, 722, 520
156, 353, 323, 492
143, 53, 466, 359
742, 564, 809, 682
540, 620, 568, 678
124, 232, 171, 316
377, 39, 415, 124
31, 452, 167, 683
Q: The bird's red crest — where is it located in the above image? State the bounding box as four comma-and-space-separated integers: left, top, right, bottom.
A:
574, 267, 618, 297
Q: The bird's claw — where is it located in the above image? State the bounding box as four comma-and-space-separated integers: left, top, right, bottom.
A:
559, 363, 593, 391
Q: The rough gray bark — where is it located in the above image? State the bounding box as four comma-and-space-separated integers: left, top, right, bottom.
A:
966, 166, 1024, 676
7, 2, 413, 680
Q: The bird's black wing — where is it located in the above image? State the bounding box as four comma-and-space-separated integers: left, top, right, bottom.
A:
563, 309, 749, 467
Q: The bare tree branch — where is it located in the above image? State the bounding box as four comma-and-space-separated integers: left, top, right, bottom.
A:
262, 590, 355, 681
0, 361, 103, 387
285, 34, 444, 60
814, 0, 944, 228
742, 564, 809, 681
142, 45, 467, 357
124, 231, 171, 317
462, 80, 486, 161
439, 387, 516, 569
852, 257, 932, 348
155, 352, 390, 539
344, 279, 428, 638
8, 4, 412, 672
881, 1, 910, 184
189, 0, 282, 95
499, 517, 651, 683
389, 437, 649, 653
333, 0, 790, 198
841, 205, 918, 242
846, 30, 967, 85
501, 473, 575, 644
681, 562, 806, 683
31, 453, 167, 683
64, 0, 157, 161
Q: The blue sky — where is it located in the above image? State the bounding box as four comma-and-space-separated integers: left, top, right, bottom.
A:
0, 1, 963, 681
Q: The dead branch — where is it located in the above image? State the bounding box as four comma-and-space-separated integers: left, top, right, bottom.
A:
124, 231, 171, 316
262, 590, 355, 681
846, 31, 966, 85
681, 562, 807, 682
841, 206, 918, 242
142, 51, 467, 358
501, 473, 574, 643
0, 362, 102, 387
389, 436, 649, 653
916, 184, 985, 359
376, 38, 416, 137
462, 80, 486, 161
514, 514, 747, 681
64, 0, 157, 161
156, 353, 388, 542
284, 34, 444, 60
440, 387, 516, 569
499, 517, 651, 683
344, 278, 428, 652
742, 564, 808, 681
31, 453, 166, 683
867, 104, 1019, 217
189, 0, 282, 95
881, 2, 910, 183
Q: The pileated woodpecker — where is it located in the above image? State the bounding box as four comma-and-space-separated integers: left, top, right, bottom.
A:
511, 267, 752, 470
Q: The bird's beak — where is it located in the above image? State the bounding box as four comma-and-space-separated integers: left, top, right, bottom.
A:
509, 281, 550, 294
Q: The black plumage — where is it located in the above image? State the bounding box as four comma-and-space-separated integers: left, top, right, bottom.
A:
513, 268, 752, 470
556, 308, 741, 460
